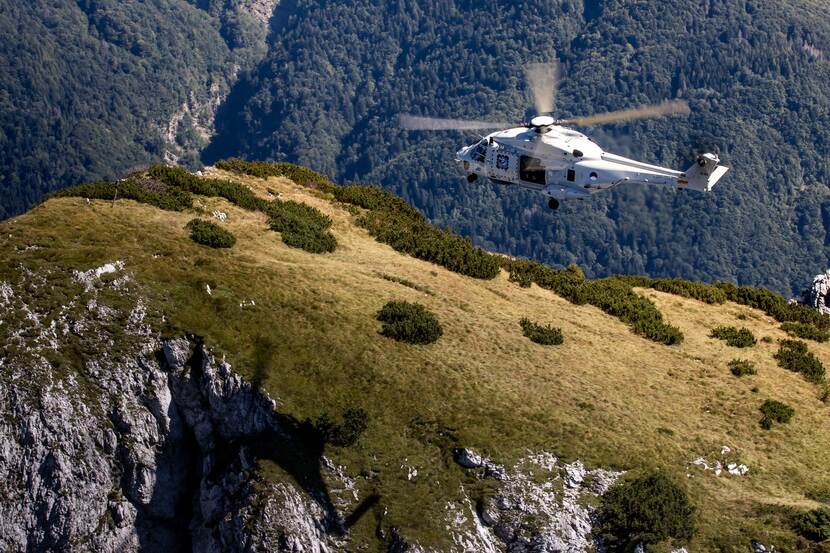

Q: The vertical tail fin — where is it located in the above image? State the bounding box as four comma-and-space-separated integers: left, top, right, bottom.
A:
682, 153, 729, 192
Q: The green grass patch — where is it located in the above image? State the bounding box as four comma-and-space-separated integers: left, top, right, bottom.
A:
376, 300, 442, 345
774, 339, 826, 384
596, 471, 696, 551
710, 326, 756, 348
760, 399, 795, 430
340, 184, 501, 279
806, 487, 830, 504
520, 318, 564, 346
729, 359, 757, 377
781, 322, 830, 343
186, 219, 236, 249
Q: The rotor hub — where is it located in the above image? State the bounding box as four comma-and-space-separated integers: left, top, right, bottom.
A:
530, 115, 555, 128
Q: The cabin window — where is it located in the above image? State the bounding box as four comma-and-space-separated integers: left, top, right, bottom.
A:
496, 154, 510, 171
519, 156, 546, 185
567, 169, 576, 182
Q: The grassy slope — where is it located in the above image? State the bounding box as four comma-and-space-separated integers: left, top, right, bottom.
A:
3, 170, 830, 551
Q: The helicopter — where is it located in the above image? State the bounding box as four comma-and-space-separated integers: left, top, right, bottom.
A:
399, 63, 729, 210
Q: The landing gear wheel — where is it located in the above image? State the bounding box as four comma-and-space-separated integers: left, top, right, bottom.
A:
466, 173, 478, 183
548, 198, 560, 210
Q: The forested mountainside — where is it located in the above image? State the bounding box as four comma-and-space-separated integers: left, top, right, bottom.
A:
206, 0, 830, 295
0, 0, 275, 219
3, 0, 830, 294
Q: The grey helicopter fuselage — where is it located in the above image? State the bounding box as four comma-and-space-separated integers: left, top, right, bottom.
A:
456, 121, 727, 206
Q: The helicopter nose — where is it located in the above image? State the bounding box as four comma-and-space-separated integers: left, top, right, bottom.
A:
456, 145, 473, 162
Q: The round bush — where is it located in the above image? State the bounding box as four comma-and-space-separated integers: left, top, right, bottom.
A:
377, 301, 442, 345
186, 219, 236, 248
759, 399, 794, 430
596, 471, 696, 551
520, 318, 563, 345
729, 359, 757, 377
710, 326, 756, 348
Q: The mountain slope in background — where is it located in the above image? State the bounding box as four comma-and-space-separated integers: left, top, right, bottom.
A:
2, 164, 829, 551
206, 0, 830, 295
0, 0, 275, 219
2, 0, 830, 293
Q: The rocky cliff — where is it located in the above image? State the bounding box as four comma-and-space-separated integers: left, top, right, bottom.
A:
0, 260, 630, 552
0, 263, 339, 551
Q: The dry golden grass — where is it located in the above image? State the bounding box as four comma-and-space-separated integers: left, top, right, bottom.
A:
4, 170, 829, 550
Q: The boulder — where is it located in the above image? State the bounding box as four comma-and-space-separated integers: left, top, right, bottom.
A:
453, 448, 483, 469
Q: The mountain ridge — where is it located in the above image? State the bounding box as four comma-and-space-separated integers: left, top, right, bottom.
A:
2, 161, 830, 551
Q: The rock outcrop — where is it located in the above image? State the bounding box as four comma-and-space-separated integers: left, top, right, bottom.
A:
0, 264, 338, 552
800, 269, 830, 314
0, 261, 629, 552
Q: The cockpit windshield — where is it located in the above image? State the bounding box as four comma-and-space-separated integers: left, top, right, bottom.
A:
472, 140, 487, 163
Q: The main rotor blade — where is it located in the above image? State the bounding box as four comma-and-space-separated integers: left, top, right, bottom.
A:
398, 114, 508, 131
525, 62, 558, 115
559, 99, 690, 127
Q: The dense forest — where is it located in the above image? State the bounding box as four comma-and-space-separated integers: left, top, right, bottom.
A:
206, 0, 830, 295
3, 0, 830, 295
0, 0, 272, 219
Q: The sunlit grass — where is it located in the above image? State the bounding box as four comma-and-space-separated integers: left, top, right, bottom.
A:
2, 170, 829, 550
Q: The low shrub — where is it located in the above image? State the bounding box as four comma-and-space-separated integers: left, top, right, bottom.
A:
376, 301, 442, 345
781, 322, 830, 343
774, 340, 826, 384
566, 263, 585, 280
314, 408, 369, 447
186, 219, 236, 248
216, 158, 335, 190
759, 399, 795, 430
714, 281, 830, 329
710, 326, 756, 348
507, 260, 683, 345
596, 471, 696, 551
794, 507, 830, 541
520, 318, 564, 345
651, 278, 727, 304
149, 164, 264, 211
610, 275, 726, 304
729, 359, 757, 377
350, 188, 502, 280
51, 179, 193, 211
264, 200, 336, 254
